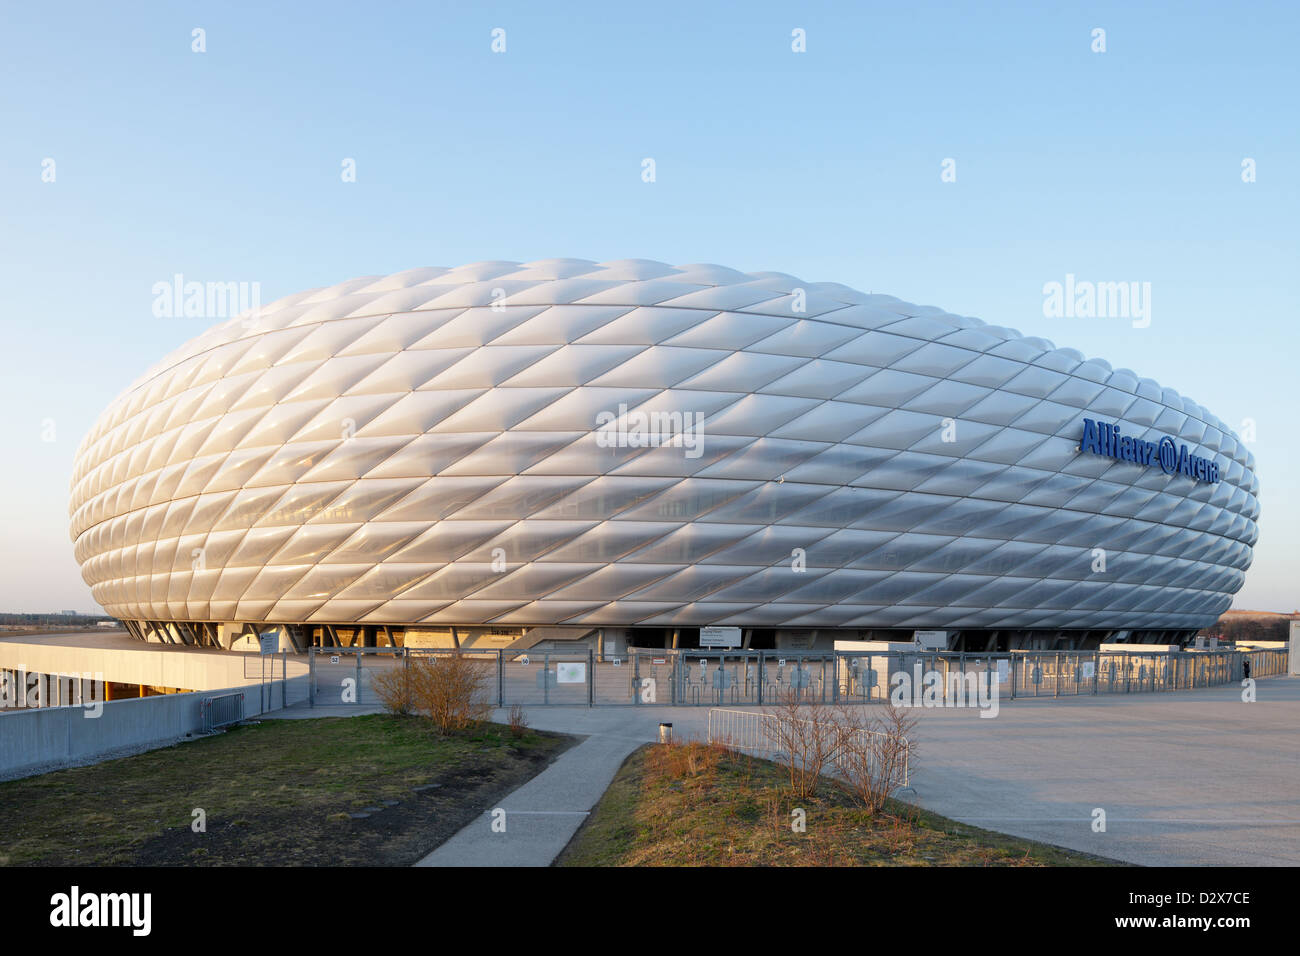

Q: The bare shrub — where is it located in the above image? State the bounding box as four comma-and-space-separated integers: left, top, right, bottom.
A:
767, 690, 845, 800
650, 739, 723, 782
885, 810, 917, 856
649, 738, 686, 779
688, 740, 724, 777
833, 700, 918, 814
507, 703, 529, 738
807, 831, 852, 867
765, 792, 784, 831
407, 652, 493, 734
369, 655, 416, 715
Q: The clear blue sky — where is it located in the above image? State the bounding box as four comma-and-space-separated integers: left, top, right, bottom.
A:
1, 0, 1295, 613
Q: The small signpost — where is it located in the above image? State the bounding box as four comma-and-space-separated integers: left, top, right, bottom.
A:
258, 630, 277, 710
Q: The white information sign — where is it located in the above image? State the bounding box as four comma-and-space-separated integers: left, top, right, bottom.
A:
700, 626, 742, 648
556, 662, 586, 684
914, 630, 948, 650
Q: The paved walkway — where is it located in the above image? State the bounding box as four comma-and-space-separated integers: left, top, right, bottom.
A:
414, 731, 645, 867
263, 703, 386, 719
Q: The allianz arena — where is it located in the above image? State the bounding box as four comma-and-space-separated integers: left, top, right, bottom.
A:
69, 259, 1258, 653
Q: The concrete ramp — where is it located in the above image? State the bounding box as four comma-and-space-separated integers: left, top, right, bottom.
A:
500, 627, 597, 653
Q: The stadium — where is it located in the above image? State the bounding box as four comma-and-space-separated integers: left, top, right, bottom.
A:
68, 259, 1259, 654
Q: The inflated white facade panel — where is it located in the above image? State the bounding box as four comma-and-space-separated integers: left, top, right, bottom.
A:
69, 259, 1258, 631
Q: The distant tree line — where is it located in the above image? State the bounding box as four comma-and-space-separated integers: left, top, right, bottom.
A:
1199, 615, 1295, 643
0, 612, 115, 626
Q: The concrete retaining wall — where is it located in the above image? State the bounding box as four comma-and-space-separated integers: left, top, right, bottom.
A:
0, 674, 311, 781
0, 634, 309, 692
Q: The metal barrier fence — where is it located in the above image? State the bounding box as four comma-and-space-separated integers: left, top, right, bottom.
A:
1243, 648, 1289, 679
306, 646, 1289, 709
200, 691, 245, 732
1005, 648, 1289, 698
706, 707, 911, 789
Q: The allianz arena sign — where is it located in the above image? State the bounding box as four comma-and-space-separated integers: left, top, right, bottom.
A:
1079, 418, 1220, 484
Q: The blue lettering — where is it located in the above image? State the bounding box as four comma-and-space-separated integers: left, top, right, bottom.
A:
1081, 419, 1217, 485
1079, 418, 1100, 454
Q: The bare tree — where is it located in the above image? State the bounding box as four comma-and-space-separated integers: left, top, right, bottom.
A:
766, 689, 845, 799
833, 700, 918, 813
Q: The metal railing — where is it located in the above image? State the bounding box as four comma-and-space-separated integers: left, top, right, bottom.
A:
1004, 648, 1287, 698
305, 645, 1289, 708
706, 707, 911, 789
200, 692, 244, 732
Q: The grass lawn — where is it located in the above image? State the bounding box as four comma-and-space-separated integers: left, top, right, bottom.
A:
558, 742, 1121, 867
0, 714, 573, 866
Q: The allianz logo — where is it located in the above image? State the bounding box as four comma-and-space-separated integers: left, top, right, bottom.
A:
1079, 417, 1219, 484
